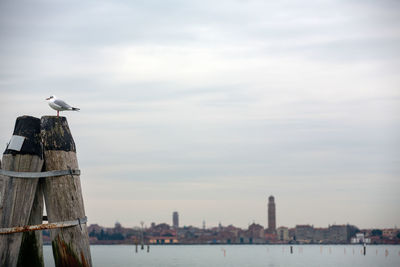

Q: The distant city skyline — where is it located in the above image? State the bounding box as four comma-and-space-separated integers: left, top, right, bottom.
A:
112, 194, 397, 230
1, 0, 399, 229
86, 216, 400, 246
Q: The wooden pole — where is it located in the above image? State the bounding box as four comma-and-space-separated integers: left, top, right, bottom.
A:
40, 116, 92, 267
17, 180, 44, 267
0, 116, 44, 267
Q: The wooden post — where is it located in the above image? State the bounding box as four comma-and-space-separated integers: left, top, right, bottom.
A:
40, 116, 92, 267
0, 116, 44, 267
17, 180, 44, 267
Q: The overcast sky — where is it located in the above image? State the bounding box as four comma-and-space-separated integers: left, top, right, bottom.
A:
0, 0, 399, 229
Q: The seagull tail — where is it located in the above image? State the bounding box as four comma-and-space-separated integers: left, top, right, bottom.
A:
72, 107, 80, 111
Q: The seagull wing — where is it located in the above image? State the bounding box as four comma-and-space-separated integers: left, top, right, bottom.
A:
53, 99, 72, 109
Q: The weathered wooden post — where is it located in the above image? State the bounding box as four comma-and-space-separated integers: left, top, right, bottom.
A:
17, 179, 45, 267
0, 116, 44, 267
41, 116, 92, 267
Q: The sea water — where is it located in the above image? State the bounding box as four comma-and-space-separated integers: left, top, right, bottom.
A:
44, 244, 400, 267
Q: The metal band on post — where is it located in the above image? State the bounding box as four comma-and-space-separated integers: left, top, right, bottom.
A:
0, 169, 80, 179
0, 217, 88, 235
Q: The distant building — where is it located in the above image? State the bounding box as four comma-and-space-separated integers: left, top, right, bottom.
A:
382, 228, 399, 239
149, 236, 179, 244
288, 228, 296, 240
173, 211, 179, 229
328, 225, 348, 243
294, 224, 354, 244
277, 226, 289, 241
247, 223, 265, 239
314, 228, 329, 242
237, 223, 265, 244
295, 225, 314, 242
268, 196, 276, 233
114, 221, 122, 233
351, 233, 371, 244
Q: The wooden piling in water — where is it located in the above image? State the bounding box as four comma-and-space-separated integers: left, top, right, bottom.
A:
17, 179, 45, 267
0, 116, 44, 267
40, 116, 92, 267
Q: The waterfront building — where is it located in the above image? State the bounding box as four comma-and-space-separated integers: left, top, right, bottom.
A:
293, 224, 353, 243
295, 225, 314, 243
314, 227, 329, 242
328, 225, 348, 243
351, 233, 371, 244
149, 236, 179, 244
268, 195, 276, 233
382, 228, 399, 239
173, 211, 179, 229
247, 223, 265, 239
277, 226, 289, 241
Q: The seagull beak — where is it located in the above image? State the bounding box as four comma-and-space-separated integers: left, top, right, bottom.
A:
46, 97, 50, 100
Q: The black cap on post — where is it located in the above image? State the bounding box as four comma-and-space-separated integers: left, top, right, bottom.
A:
4, 116, 43, 158
40, 116, 76, 152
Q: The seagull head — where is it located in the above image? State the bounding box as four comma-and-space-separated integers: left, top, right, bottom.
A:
46, 95, 56, 101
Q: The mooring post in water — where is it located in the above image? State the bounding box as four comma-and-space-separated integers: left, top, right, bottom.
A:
18, 179, 45, 267
363, 244, 366, 256
147, 244, 150, 253
0, 116, 44, 267
290, 245, 293, 254
40, 116, 92, 267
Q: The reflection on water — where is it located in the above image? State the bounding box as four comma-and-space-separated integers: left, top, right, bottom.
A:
44, 244, 400, 267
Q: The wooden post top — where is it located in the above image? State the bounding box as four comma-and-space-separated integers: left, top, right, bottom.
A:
40, 116, 76, 152
3, 115, 42, 158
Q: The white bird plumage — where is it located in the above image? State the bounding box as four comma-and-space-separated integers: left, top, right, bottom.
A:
46, 95, 80, 117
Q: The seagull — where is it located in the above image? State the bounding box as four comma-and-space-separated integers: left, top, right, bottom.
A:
46, 95, 80, 117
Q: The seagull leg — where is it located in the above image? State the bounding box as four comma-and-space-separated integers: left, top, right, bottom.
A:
57, 110, 59, 117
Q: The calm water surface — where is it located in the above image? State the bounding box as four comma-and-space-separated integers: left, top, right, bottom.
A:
44, 244, 400, 267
